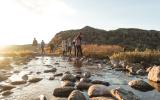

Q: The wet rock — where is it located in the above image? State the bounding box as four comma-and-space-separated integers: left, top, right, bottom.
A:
64, 71, 71, 74
88, 84, 111, 97
53, 87, 75, 97
91, 80, 110, 86
90, 97, 115, 100
1, 90, 13, 96
21, 74, 28, 81
148, 66, 160, 82
114, 68, 126, 71
36, 72, 41, 74
13, 70, 20, 73
61, 74, 76, 82
0, 84, 15, 92
110, 60, 120, 68
68, 90, 87, 100
76, 82, 92, 90
80, 78, 92, 83
44, 68, 57, 73
39, 95, 47, 100
0, 72, 8, 81
126, 63, 143, 75
54, 73, 63, 77
74, 74, 83, 80
111, 87, 139, 100
83, 72, 91, 78
48, 76, 55, 80
128, 80, 154, 92
146, 67, 152, 73
62, 81, 75, 87
28, 77, 42, 83
136, 69, 146, 75
11, 80, 27, 85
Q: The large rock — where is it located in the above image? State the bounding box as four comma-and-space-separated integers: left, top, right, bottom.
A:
91, 80, 110, 86
111, 88, 139, 100
128, 80, 154, 92
28, 77, 42, 83
148, 66, 160, 82
76, 82, 92, 90
61, 74, 76, 82
11, 80, 27, 85
62, 81, 75, 87
90, 97, 115, 100
88, 84, 111, 97
44, 68, 57, 73
68, 90, 87, 100
53, 87, 75, 97
0, 84, 15, 92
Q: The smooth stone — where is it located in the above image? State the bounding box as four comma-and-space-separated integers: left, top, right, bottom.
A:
76, 82, 92, 90
53, 87, 75, 97
0, 84, 15, 92
128, 80, 154, 92
90, 97, 115, 100
88, 84, 111, 97
62, 81, 75, 87
11, 80, 27, 85
91, 80, 110, 86
111, 87, 139, 100
48, 76, 55, 80
1, 90, 13, 96
54, 73, 63, 77
44, 68, 57, 73
61, 74, 76, 82
68, 90, 87, 100
28, 77, 42, 83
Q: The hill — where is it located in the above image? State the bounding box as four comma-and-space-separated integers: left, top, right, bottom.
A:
49, 26, 160, 50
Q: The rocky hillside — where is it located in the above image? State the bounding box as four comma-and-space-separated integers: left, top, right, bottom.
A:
50, 26, 160, 50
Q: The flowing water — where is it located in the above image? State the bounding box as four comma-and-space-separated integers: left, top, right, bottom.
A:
0, 56, 160, 100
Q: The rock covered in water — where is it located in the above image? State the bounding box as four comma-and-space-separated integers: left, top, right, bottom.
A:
53, 86, 75, 97
28, 77, 42, 83
128, 80, 154, 92
91, 80, 110, 86
68, 90, 87, 100
148, 66, 160, 83
126, 63, 143, 75
62, 81, 75, 87
136, 69, 146, 75
44, 68, 57, 73
88, 84, 111, 97
61, 74, 76, 82
111, 87, 139, 100
76, 82, 92, 90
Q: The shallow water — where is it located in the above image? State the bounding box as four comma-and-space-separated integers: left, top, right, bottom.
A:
0, 56, 160, 100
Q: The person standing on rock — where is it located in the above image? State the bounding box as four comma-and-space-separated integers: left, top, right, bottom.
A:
41, 40, 45, 55
32, 38, 38, 52
75, 32, 83, 57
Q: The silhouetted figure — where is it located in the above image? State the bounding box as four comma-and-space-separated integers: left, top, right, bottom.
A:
41, 40, 45, 55
75, 32, 83, 57
32, 38, 38, 52
49, 43, 54, 53
72, 39, 76, 57
67, 38, 72, 56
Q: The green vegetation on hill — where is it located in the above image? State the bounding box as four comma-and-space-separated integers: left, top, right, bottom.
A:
50, 26, 160, 50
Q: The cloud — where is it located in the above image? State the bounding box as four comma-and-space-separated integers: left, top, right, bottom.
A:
16, 0, 76, 16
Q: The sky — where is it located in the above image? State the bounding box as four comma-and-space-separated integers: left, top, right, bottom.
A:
0, 0, 160, 46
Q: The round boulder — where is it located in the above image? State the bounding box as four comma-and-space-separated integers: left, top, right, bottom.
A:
68, 90, 87, 100
61, 74, 76, 82
76, 82, 92, 90
128, 80, 154, 92
53, 86, 75, 97
88, 84, 111, 97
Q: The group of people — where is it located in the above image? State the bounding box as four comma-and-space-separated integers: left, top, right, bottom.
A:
61, 32, 83, 57
32, 38, 45, 55
32, 32, 83, 57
